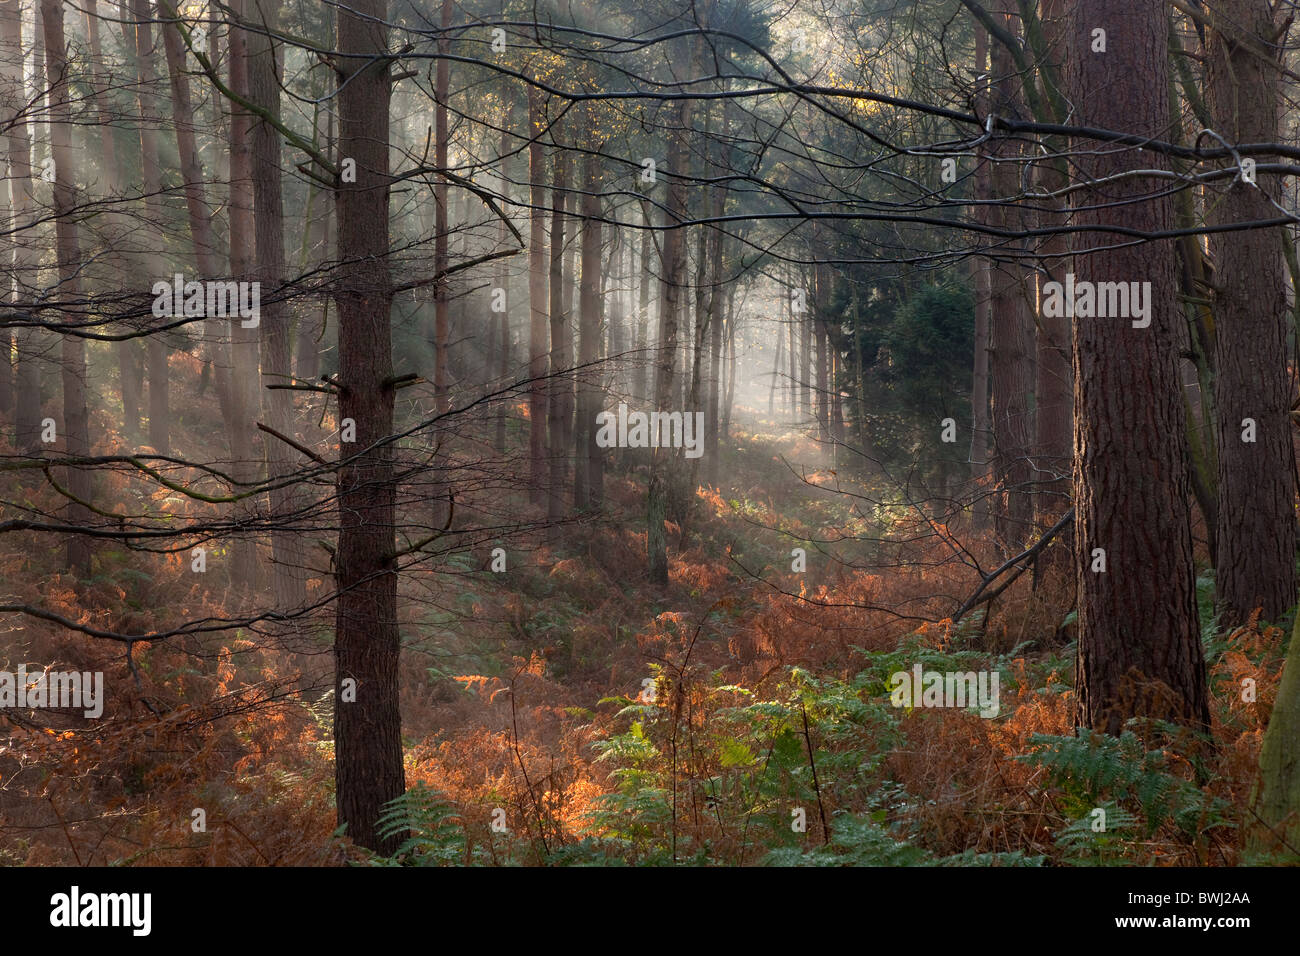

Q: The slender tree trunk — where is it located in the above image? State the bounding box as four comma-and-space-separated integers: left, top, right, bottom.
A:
547, 148, 570, 520
224, 0, 262, 592
131, 0, 172, 458
1206, 0, 1295, 624
1068, 0, 1210, 734
42, 0, 92, 576
649, 77, 693, 585
248, 0, 309, 611
333, 0, 405, 855
634, 204, 653, 403
527, 88, 548, 506
1033, 0, 1073, 575
2, 1, 40, 453
787, 283, 797, 422
988, 3, 1035, 550
432, 0, 451, 414
575, 135, 603, 510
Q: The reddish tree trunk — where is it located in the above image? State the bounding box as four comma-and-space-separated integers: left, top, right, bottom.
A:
1067, 0, 1210, 734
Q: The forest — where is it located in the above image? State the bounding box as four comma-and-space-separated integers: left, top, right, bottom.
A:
0, 0, 1297, 872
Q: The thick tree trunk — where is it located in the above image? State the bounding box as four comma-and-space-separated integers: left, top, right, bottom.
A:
1206, 0, 1295, 624
42, 0, 92, 576
333, 0, 405, 855
1067, 0, 1210, 734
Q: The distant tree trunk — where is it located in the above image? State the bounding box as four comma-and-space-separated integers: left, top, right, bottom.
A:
158, 0, 235, 442
634, 207, 653, 403
248, 0, 309, 611
988, 3, 1035, 550
799, 293, 811, 422
1068, 0, 1209, 734
575, 137, 604, 510
2, 2, 39, 453
42, 0, 92, 576
527, 87, 548, 506
722, 291, 738, 439
649, 80, 693, 585
296, 69, 334, 383
547, 148, 570, 520
768, 333, 781, 418
787, 283, 798, 422
432, 0, 451, 414
130, 0, 171, 457
225, 0, 261, 592
1033, 0, 1073, 575
969, 23, 992, 529
333, 0, 405, 855
84, 1, 142, 440
1206, 0, 1295, 625
494, 100, 512, 454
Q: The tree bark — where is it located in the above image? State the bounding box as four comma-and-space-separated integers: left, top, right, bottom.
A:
1206, 0, 1296, 624
547, 147, 570, 520
333, 0, 405, 855
42, 0, 92, 576
987, 2, 1035, 550
575, 134, 604, 510
2, 1, 41, 453
1067, 0, 1210, 734
527, 87, 548, 506
248, 0, 309, 611
130, 0, 171, 458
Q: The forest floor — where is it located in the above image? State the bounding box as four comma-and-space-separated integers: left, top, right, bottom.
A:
0, 399, 1291, 866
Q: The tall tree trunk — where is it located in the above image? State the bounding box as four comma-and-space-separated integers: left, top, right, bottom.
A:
988, 3, 1035, 550
649, 81, 693, 586
634, 203, 653, 403
225, 0, 261, 592
249, 0, 309, 611
85, 1, 145, 441
1206, 0, 1295, 624
333, 0, 405, 855
527, 87, 548, 506
969, 17, 992, 528
1033, 0, 1074, 575
432, 0, 451, 414
547, 148, 570, 520
787, 280, 798, 422
799, 288, 811, 423
131, 0, 171, 458
2, 0, 41, 453
1068, 0, 1210, 734
42, 0, 92, 576
575, 135, 603, 510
